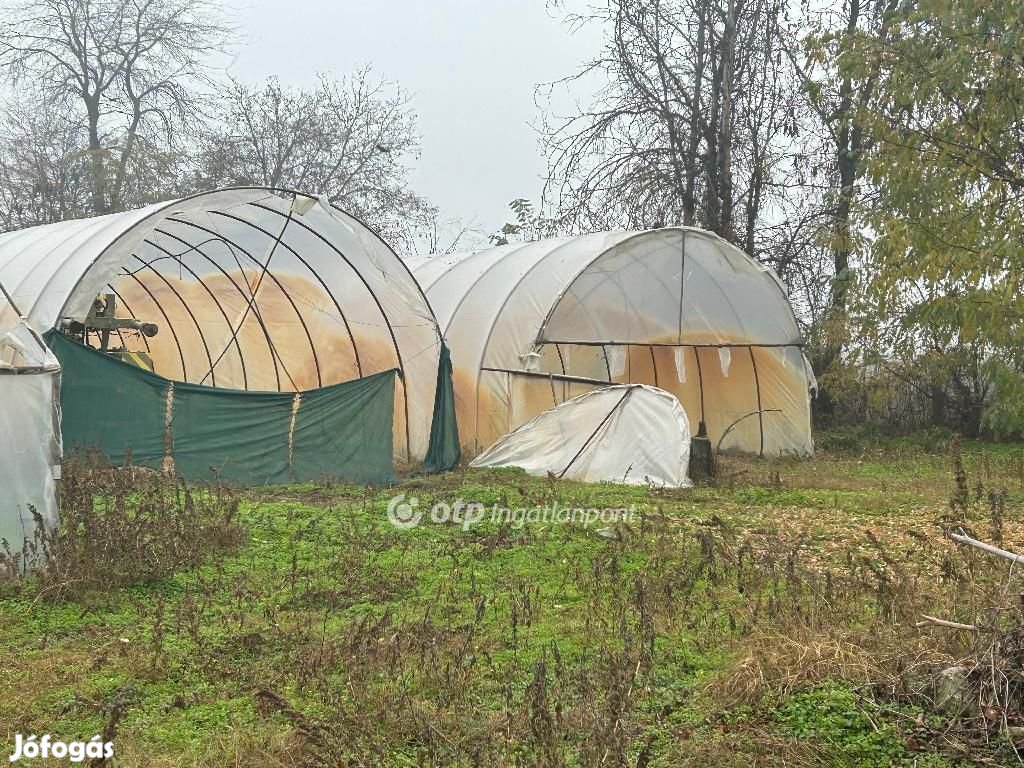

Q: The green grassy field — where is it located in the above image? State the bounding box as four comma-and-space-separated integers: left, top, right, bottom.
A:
3, 434, 1024, 766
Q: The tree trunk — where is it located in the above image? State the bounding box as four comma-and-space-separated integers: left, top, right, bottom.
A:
111, 101, 144, 213
746, 153, 763, 256
86, 95, 107, 215
719, 0, 737, 241
683, 3, 708, 227
823, 0, 860, 370
705, 31, 722, 233
930, 384, 947, 428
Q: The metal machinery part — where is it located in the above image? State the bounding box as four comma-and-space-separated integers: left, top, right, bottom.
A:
60, 293, 159, 371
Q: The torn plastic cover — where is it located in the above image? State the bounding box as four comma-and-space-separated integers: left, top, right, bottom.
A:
0, 281, 61, 563
674, 346, 687, 384
0, 284, 58, 370
607, 346, 626, 378
803, 353, 819, 398
1, 322, 59, 369
521, 350, 542, 372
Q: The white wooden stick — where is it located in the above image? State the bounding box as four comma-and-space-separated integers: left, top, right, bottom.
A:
915, 614, 984, 632
951, 530, 1024, 565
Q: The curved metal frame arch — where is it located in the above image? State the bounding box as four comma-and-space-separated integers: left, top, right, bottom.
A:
125, 228, 311, 391
128, 254, 218, 386
543, 237, 685, 346
430, 240, 560, 442
166, 214, 314, 390
139, 236, 249, 390
472, 238, 589, 440
431, 241, 538, 340
53, 188, 286, 346
247, 202, 417, 458
325, 203, 445, 343
535, 228, 804, 348
120, 269, 188, 380
152, 226, 284, 390
209, 207, 364, 378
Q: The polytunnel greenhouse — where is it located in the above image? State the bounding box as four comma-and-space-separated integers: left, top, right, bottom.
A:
0, 279, 61, 555
0, 187, 458, 489
407, 228, 815, 457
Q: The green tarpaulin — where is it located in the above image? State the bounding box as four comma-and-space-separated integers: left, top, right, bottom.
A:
45, 332, 397, 485
45, 331, 169, 469
422, 341, 460, 472
170, 383, 295, 485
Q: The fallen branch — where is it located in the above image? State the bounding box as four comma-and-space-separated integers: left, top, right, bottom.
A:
915, 614, 986, 632
951, 530, 1024, 565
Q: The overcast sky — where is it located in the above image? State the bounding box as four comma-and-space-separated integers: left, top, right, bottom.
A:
229, 1, 605, 242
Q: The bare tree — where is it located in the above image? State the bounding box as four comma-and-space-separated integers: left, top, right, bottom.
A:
413, 208, 483, 256
540, 0, 799, 256
199, 69, 435, 253
0, 97, 92, 229
782, 0, 899, 356
0, 0, 234, 216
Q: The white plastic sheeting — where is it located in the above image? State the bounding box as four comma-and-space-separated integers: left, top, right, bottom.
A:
0, 188, 444, 460
408, 228, 814, 457
0, 282, 61, 561
470, 384, 691, 487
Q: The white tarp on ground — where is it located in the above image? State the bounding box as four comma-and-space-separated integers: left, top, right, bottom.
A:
0, 282, 61, 561
470, 384, 691, 487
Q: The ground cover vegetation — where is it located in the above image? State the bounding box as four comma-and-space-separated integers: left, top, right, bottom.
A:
4, 436, 1024, 766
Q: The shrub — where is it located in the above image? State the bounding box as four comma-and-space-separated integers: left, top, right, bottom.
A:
0, 451, 243, 600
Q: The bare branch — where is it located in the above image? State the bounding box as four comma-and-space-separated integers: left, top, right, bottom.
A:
914, 614, 986, 632
951, 531, 1024, 566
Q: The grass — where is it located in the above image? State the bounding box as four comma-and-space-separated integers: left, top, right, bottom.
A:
2, 434, 1024, 766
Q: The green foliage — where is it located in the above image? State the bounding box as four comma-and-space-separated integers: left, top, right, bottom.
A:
489, 198, 534, 245
981, 360, 1024, 437
775, 686, 941, 767
488, 198, 568, 245
815, 425, 884, 453
851, 0, 1024, 432
0, 453, 243, 601
797, 2, 1024, 436
5, 444, 1024, 764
